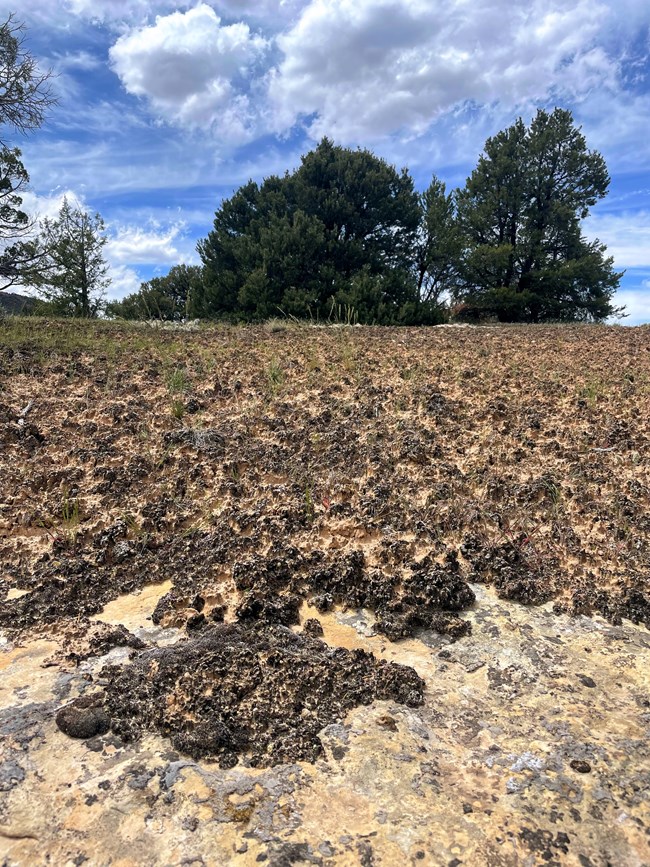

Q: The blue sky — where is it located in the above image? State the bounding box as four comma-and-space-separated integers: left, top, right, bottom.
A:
5, 0, 650, 322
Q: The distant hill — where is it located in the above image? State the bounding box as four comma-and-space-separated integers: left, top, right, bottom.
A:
0, 292, 36, 315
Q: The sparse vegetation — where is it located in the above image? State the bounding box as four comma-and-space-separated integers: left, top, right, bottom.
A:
1, 317, 648, 644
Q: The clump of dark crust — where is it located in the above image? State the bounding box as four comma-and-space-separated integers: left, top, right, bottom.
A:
87, 623, 146, 657
235, 591, 302, 626
227, 548, 475, 641
304, 549, 474, 641
162, 428, 225, 456
303, 618, 324, 637
99, 622, 425, 768
56, 694, 110, 739
461, 536, 557, 606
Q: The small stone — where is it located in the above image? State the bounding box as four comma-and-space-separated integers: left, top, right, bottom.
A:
376, 714, 398, 731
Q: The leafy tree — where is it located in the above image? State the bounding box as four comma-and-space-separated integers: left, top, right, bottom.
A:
106, 264, 203, 321
32, 198, 109, 318
193, 139, 425, 323
0, 15, 55, 291
454, 108, 623, 321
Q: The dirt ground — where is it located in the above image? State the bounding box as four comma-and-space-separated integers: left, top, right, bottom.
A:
0, 318, 649, 866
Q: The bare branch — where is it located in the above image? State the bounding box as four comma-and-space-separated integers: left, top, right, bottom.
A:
0, 13, 57, 141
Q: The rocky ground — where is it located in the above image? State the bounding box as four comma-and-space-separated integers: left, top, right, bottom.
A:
0, 318, 649, 866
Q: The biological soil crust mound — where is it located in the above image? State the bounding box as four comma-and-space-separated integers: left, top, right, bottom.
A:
1, 319, 650, 761
59, 622, 424, 767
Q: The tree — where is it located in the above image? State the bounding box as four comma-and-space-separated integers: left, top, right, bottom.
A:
0, 146, 41, 288
32, 198, 109, 318
193, 139, 426, 323
106, 264, 204, 321
0, 14, 55, 290
454, 108, 623, 322
0, 15, 55, 139
414, 176, 462, 304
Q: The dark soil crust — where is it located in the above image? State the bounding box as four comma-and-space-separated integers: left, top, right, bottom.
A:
58, 622, 425, 767
2, 320, 650, 761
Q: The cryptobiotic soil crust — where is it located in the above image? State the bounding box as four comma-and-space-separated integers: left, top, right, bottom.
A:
0, 319, 649, 866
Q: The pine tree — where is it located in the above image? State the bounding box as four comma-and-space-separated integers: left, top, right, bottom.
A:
33, 198, 109, 317
0, 14, 55, 290
454, 108, 623, 321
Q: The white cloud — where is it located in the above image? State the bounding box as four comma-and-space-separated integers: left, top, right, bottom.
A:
610, 287, 650, 325
65, 0, 195, 25
107, 220, 196, 265
213, 0, 308, 25
269, 0, 619, 142
105, 264, 142, 300
109, 4, 268, 141
20, 189, 85, 223
52, 50, 103, 72
585, 209, 650, 325
17, 190, 196, 299
585, 210, 650, 269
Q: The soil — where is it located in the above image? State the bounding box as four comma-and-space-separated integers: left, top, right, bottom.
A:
1, 319, 649, 865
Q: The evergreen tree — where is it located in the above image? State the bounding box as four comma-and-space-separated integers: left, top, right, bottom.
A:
193, 139, 424, 323
414, 175, 462, 304
0, 14, 55, 290
454, 108, 623, 321
0, 146, 41, 288
32, 198, 109, 318
106, 264, 203, 321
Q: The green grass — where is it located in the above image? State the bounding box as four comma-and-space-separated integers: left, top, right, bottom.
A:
266, 357, 285, 394
167, 367, 190, 394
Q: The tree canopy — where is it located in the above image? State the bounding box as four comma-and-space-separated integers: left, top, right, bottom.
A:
0, 14, 55, 291
186, 116, 622, 325
0, 14, 55, 140
191, 139, 441, 324
31, 198, 109, 318
453, 108, 623, 322
106, 264, 203, 321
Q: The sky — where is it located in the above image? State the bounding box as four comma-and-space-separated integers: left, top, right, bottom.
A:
4, 0, 650, 323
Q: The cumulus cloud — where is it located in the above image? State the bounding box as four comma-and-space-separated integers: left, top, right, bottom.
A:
17, 190, 196, 299
109, 4, 268, 141
20, 189, 86, 223
107, 220, 195, 266
584, 210, 650, 269
62, 0, 309, 27
105, 264, 142, 300
65, 0, 195, 25
213, 0, 308, 25
269, 0, 620, 142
